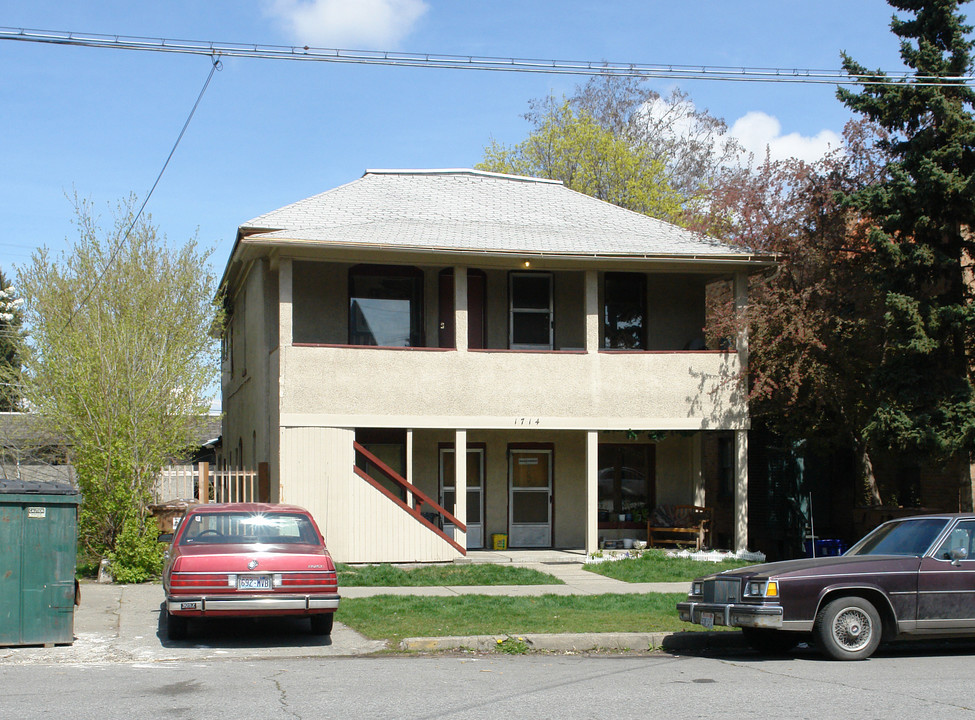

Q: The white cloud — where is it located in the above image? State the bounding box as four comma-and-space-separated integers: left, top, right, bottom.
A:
268, 0, 429, 48
730, 111, 841, 163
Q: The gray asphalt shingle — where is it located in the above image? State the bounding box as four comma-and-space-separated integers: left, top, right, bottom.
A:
239, 169, 756, 258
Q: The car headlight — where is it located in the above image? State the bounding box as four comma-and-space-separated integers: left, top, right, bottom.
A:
743, 579, 778, 598
690, 581, 703, 597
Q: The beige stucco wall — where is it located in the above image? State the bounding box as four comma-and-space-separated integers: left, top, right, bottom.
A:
223, 259, 274, 473
278, 346, 745, 430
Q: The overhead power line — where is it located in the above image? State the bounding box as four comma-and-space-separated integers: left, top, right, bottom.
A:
63, 54, 222, 328
2, 26, 975, 87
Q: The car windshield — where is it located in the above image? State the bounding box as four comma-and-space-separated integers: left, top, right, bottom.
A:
846, 517, 950, 557
178, 512, 320, 546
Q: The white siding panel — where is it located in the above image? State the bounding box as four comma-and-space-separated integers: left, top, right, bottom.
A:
281, 426, 462, 563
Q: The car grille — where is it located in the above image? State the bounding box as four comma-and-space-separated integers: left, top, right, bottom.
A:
703, 577, 740, 604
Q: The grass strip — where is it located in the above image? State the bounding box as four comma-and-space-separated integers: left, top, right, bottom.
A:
336, 592, 701, 644
335, 563, 564, 587
583, 550, 755, 583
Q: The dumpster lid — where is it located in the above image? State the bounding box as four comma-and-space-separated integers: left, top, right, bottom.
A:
0, 479, 79, 495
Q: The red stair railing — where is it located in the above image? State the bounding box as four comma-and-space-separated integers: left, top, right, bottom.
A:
352, 441, 467, 555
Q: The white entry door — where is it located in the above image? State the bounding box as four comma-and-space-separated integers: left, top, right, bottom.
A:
440, 447, 485, 549
509, 448, 552, 547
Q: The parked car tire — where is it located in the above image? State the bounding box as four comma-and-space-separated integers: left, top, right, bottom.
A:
741, 627, 798, 655
167, 612, 189, 641
310, 613, 334, 636
814, 596, 882, 661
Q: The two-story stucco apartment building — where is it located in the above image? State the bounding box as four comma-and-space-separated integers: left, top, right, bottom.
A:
219, 169, 774, 563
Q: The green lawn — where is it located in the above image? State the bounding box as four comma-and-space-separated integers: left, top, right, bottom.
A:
583, 550, 756, 582
335, 562, 564, 586
336, 593, 698, 645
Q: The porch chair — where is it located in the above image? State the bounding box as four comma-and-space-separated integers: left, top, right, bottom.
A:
646, 504, 712, 551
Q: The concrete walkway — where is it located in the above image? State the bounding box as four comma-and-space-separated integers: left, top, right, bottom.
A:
342, 554, 690, 598
0, 554, 741, 665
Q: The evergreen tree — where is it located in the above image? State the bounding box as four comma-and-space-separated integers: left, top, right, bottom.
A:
0, 268, 24, 411
838, 0, 975, 508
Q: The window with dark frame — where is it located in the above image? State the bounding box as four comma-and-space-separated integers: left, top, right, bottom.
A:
509, 272, 553, 349
349, 265, 424, 347
603, 272, 646, 350
597, 444, 654, 522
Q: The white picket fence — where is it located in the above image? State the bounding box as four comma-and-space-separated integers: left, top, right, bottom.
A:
154, 463, 260, 504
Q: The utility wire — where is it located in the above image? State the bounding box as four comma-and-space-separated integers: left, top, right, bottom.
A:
2, 26, 975, 87
63, 53, 223, 328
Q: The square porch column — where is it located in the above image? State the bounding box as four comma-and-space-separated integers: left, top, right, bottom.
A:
735, 429, 749, 552
585, 269, 599, 353
586, 430, 598, 554
454, 266, 468, 352
279, 257, 293, 349
734, 271, 749, 552
454, 429, 467, 549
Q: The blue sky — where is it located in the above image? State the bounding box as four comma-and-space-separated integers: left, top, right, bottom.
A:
0, 1, 945, 277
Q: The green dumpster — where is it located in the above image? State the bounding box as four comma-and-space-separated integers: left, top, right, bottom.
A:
0, 480, 81, 647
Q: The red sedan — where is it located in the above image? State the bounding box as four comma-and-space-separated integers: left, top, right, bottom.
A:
162, 503, 340, 641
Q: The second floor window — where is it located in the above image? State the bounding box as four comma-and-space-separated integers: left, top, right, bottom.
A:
604, 272, 646, 349
349, 265, 424, 347
510, 272, 553, 350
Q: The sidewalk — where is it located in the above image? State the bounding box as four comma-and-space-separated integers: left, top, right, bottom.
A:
0, 555, 744, 665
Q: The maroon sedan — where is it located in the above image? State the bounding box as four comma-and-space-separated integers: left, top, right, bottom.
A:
677, 513, 975, 660
162, 503, 340, 641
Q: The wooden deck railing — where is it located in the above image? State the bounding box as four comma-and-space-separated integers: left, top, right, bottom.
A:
352, 441, 467, 555
154, 462, 270, 504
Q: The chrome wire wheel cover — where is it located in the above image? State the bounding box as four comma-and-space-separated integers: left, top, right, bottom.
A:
832, 606, 872, 650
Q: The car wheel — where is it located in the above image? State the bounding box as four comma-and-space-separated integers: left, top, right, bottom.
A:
310, 613, 334, 636
167, 612, 189, 641
741, 627, 798, 655
814, 596, 881, 661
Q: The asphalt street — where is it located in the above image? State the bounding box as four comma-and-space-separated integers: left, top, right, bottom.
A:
4, 646, 975, 719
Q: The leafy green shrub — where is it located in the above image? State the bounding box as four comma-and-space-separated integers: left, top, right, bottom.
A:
107, 514, 164, 583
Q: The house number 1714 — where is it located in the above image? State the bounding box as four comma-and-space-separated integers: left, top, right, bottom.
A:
515, 418, 541, 425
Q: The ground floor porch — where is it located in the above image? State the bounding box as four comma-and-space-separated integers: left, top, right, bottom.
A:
276, 426, 749, 564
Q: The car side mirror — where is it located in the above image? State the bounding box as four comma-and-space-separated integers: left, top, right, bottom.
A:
158, 532, 174, 544
950, 546, 968, 565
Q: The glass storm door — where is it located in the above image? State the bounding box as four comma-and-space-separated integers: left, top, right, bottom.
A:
440, 447, 485, 549
509, 448, 552, 547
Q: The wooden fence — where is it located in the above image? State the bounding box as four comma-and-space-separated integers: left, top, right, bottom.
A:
154, 462, 269, 504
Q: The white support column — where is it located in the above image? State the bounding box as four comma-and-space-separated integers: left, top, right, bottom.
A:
586, 430, 599, 554
692, 433, 705, 507
279, 257, 293, 349
454, 429, 468, 550
454, 266, 468, 352
405, 429, 414, 509
734, 271, 749, 552
735, 429, 749, 552
585, 269, 599, 353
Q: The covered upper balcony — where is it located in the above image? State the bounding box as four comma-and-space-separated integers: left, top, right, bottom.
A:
219, 169, 774, 428
268, 257, 749, 429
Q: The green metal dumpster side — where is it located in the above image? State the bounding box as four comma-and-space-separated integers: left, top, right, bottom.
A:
0, 481, 81, 647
